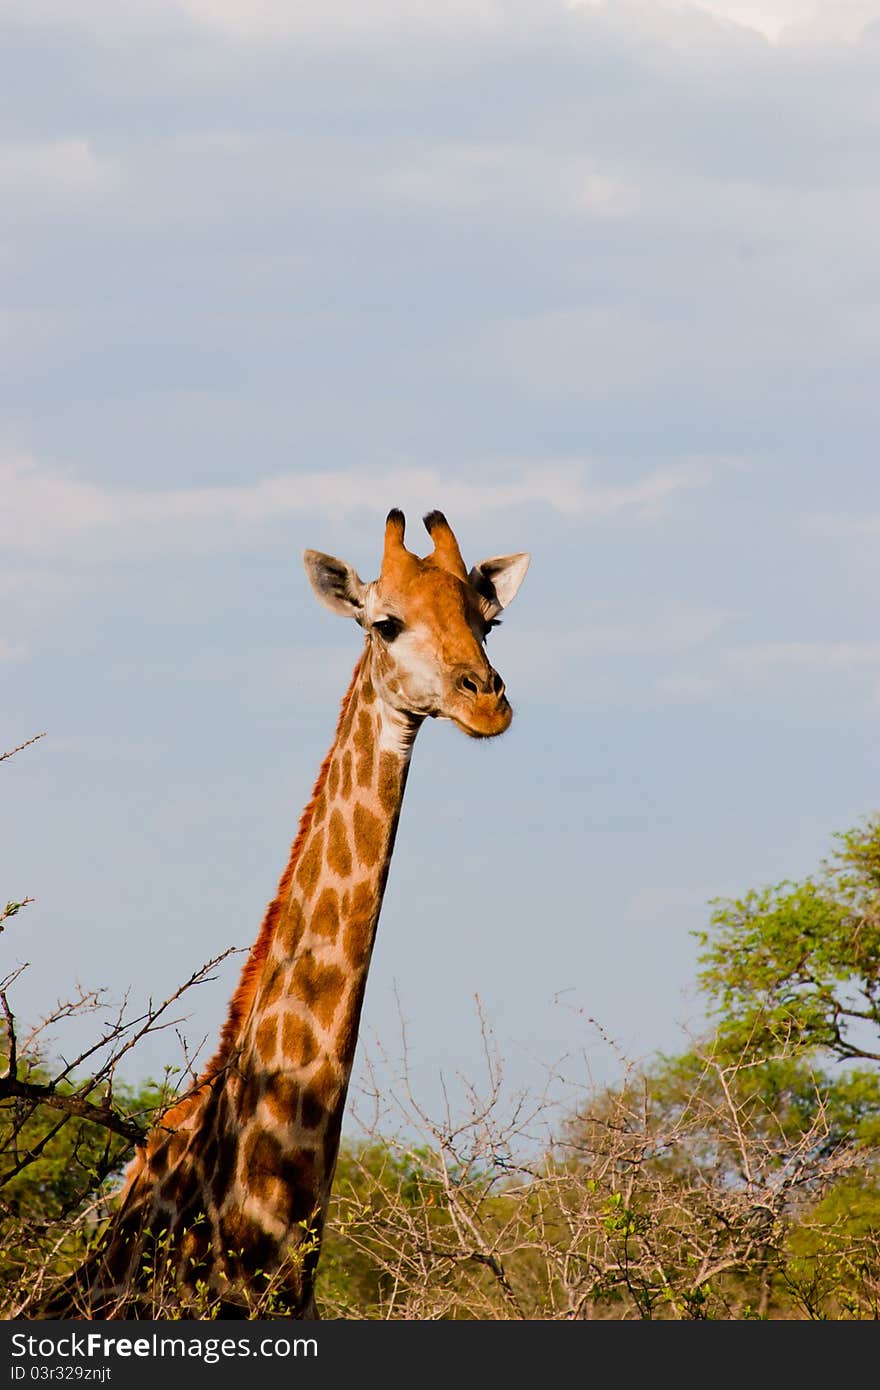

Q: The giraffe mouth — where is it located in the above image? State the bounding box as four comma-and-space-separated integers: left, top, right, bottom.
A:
448, 702, 512, 739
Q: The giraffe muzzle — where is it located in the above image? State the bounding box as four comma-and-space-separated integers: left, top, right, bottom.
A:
449, 665, 512, 737
455, 666, 506, 701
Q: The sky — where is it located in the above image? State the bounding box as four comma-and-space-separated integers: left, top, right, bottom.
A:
2, 0, 879, 1143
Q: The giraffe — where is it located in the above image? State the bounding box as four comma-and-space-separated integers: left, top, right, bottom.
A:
37, 508, 529, 1320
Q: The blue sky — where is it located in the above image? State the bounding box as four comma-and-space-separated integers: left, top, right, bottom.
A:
2, 0, 879, 1136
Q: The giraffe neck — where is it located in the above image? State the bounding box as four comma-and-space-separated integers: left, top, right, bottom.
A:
231, 646, 419, 1220
105, 646, 421, 1313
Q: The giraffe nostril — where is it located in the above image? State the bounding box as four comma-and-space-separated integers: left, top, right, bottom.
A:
491, 671, 505, 698
461, 675, 479, 696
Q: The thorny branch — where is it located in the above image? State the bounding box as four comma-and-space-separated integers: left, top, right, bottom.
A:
0, 949, 239, 1162
320, 1013, 880, 1321
0, 733, 46, 766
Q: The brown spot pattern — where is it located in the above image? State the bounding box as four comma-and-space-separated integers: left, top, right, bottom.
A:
291, 953, 346, 1029
237, 1070, 262, 1119
353, 801, 383, 868
377, 751, 400, 814
354, 708, 372, 753
277, 899, 304, 956
150, 1141, 169, 1176
263, 1071, 301, 1124
245, 1130, 285, 1204
165, 1132, 187, 1166
327, 808, 352, 877
281, 1013, 319, 1069
261, 964, 285, 1009
278, 1151, 320, 1227
178, 1223, 210, 1272
295, 828, 324, 895
322, 1111, 344, 1174
220, 1210, 275, 1267
311, 887, 340, 940
255, 1016, 278, 1064
341, 749, 352, 799
344, 881, 376, 968
356, 745, 373, 788
245, 1126, 281, 1171
301, 1061, 339, 1129
338, 694, 356, 743
335, 987, 366, 1069
212, 1132, 236, 1207
201, 1133, 219, 1178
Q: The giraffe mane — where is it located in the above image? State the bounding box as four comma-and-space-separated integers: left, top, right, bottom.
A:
141, 650, 367, 1142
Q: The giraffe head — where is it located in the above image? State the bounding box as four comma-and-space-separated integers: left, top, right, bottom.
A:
303, 510, 529, 738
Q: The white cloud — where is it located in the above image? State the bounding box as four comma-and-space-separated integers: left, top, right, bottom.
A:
177, 0, 526, 44
0, 0, 179, 32
387, 140, 880, 244
0, 139, 119, 205
0, 0, 550, 45
0, 454, 706, 555
569, 0, 880, 44
696, 0, 880, 42
382, 145, 638, 219
5, 0, 878, 46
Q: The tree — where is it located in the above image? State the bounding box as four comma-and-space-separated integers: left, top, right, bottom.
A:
1, 733, 238, 1317
6, 724, 880, 1319
317, 821, 880, 1320
695, 816, 880, 1066
0, 1062, 164, 1298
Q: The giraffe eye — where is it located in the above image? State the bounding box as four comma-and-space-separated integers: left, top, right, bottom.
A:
372, 617, 403, 642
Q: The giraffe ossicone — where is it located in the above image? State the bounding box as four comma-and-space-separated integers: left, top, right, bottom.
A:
39, 509, 529, 1319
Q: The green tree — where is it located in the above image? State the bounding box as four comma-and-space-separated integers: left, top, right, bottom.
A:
0, 1059, 164, 1301
696, 816, 880, 1065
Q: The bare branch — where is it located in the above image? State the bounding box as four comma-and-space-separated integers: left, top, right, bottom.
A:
0, 733, 46, 765
1, 991, 17, 1081
0, 1076, 145, 1148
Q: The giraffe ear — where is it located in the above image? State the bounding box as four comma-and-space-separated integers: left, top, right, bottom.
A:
468, 552, 530, 618
303, 550, 367, 620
